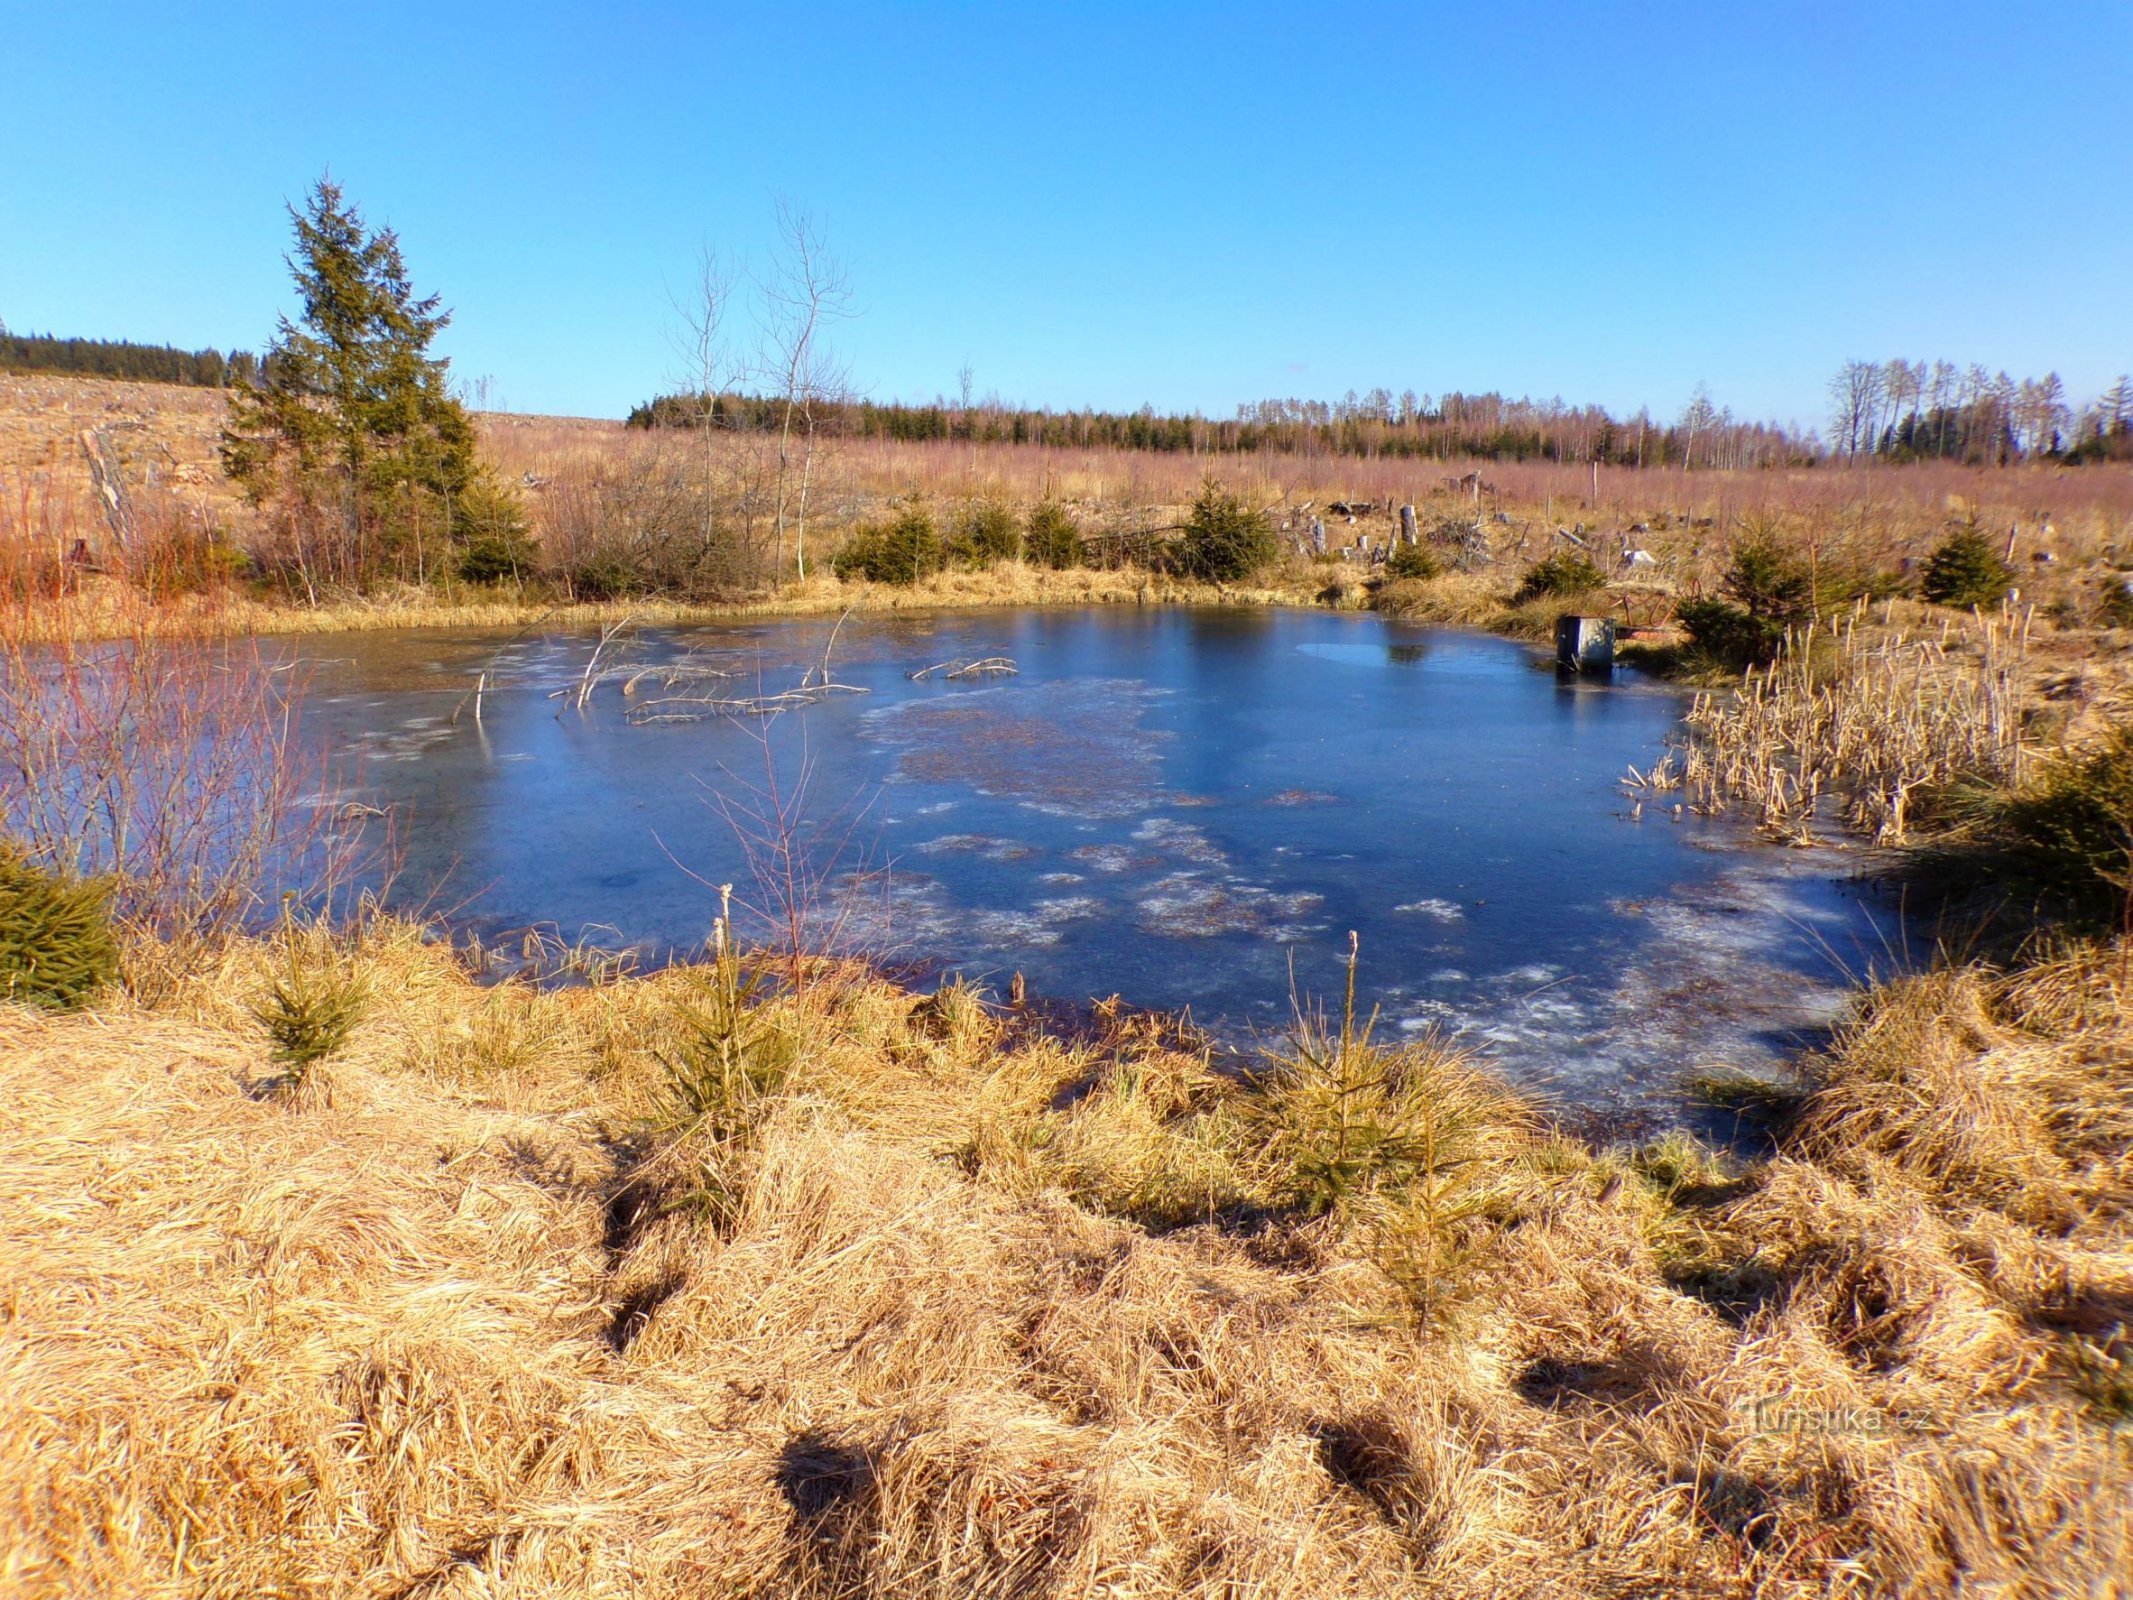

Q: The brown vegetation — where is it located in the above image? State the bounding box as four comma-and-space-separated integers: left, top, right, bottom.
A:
1, 914, 2127, 1597
7, 376, 2133, 1595
8, 376, 2133, 649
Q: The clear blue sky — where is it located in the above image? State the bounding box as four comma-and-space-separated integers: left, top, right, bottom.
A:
5, 2, 2128, 429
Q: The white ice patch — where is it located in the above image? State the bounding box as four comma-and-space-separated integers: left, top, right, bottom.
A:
1134, 873, 1322, 938
1132, 816, 1227, 866
1071, 844, 1142, 874
1393, 897, 1465, 922
968, 910, 1064, 947
1032, 896, 1104, 921
918, 833, 1039, 862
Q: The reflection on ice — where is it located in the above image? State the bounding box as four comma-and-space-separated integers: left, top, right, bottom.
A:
285, 608, 1907, 1129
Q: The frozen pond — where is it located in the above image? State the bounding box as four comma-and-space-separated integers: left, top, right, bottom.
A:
290, 608, 1908, 1129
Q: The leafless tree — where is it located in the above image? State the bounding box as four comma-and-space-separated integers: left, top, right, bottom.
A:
758, 201, 854, 581
2101, 375, 2132, 432
1678, 384, 1719, 471
670, 250, 744, 568
1828, 360, 1884, 459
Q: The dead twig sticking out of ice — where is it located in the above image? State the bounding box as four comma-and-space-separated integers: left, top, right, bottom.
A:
908, 656, 1018, 681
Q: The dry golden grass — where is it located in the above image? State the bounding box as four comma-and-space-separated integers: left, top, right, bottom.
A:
4, 918, 2128, 1597
7, 558, 1344, 643
9, 374, 2133, 654
0, 373, 237, 514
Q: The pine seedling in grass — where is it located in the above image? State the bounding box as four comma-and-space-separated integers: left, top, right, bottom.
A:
658, 886, 799, 1159
0, 846, 120, 1011
251, 918, 370, 1083
1921, 520, 2014, 608
1255, 934, 1526, 1214
1250, 935, 1532, 1324
1384, 541, 1441, 581
1514, 550, 1607, 602
1254, 933, 1396, 1214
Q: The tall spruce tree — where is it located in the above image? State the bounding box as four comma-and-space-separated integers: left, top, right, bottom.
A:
223, 178, 523, 587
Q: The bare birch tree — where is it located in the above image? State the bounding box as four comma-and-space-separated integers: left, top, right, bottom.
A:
671, 249, 742, 572
758, 201, 854, 581
1828, 360, 1884, 459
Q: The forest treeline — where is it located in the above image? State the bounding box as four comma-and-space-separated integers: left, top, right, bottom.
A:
627, 386, 1812, 470
633, 363, 2133, 469
0, 331, 258, 389
13, 317, 2129, 471
1828, 358, 2132, 465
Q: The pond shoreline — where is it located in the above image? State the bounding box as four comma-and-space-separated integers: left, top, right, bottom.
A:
296, 608, 1885, 1130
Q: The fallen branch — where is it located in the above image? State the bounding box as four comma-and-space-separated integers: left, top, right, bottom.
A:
908, 656, 1018, 681
561, 616, 638, 715
622, 681, 870, 723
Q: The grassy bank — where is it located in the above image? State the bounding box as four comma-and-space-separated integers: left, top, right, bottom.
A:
4, 913, 2128, 1598
15, 560, 1350, 642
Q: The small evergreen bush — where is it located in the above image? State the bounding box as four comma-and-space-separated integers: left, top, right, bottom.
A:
656, 891, 801, 1223
1999, 724, 2133, 923
1677, 538, 1817, 667
1723, 538, 1815, 626
1514, 550, 1606, 602
251, 931, 370, 1080
1676, 597, 1776, 665
1922, 521, 2014, 608
0, 847, 120, 1010
832, 506, 942, 585
948, 502, 1021, 568
454, 476, 537, 584
1174, 481, 1275, 582
1384, 541, 1442, 581
1024, 502, 1083, 569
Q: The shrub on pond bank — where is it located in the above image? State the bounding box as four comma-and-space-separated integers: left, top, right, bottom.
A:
0, 846, 119, 1010
1676, 537, 1815, 666
1024, 502, 1083, 569
453, 478, 539, 584
1514, 550, 1606, 602
1173, 480, 1275, 582
1996, 722, 2133, 924
947, 502, 1021, 568
832, 506, 943, 585
1383, 541, 1441, 581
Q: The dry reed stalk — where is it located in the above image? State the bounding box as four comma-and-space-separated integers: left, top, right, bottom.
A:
1672, 605, 2028, 842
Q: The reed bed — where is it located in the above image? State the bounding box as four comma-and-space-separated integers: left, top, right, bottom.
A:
3, 913, 2129, 1597
1665, 604, 2032, 843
